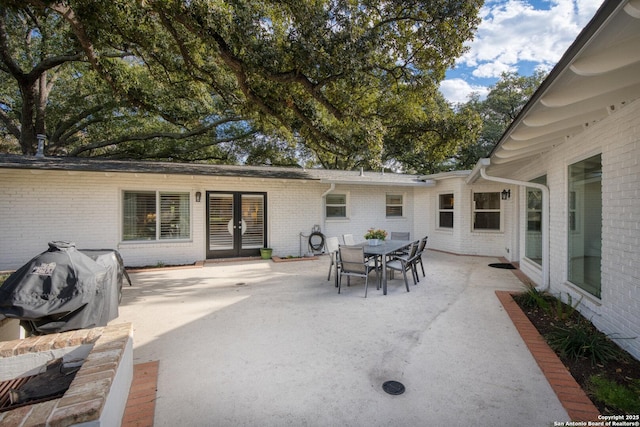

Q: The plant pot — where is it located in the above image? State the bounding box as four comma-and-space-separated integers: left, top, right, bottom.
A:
368, 239, 382, 246
260, 248, 273, 259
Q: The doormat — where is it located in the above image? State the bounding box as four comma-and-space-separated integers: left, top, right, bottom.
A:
488, 263, 516, 269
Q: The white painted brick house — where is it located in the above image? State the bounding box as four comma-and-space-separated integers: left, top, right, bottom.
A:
0, 0, 638, 360
464, 0, 640, 359
0, 156, 508, 270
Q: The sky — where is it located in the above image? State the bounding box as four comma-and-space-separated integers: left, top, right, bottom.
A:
439, 0, 606, 105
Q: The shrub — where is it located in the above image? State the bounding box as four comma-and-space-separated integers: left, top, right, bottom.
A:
548, 293, 582, 321
546, 320, 622, 365
513, 285, 552, 310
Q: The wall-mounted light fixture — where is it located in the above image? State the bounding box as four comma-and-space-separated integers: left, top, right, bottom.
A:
195, 191, 202, 203
501, 189, 511, 200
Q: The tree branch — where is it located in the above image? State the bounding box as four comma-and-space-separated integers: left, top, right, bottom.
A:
0, 107, 21, 138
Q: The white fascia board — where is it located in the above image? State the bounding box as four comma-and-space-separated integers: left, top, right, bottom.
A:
465, 159, 491, 184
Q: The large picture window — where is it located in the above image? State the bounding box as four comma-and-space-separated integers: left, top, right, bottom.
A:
325, 193, 347, 218
123, 191, 190, 241
473, 192, 500, 230
568, 154, 601, 298
438, 193, 454, 228
525, 176, 546, 266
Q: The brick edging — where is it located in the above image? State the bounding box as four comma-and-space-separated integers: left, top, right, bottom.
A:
496, 290, 601, 421
122, 360, 159, 426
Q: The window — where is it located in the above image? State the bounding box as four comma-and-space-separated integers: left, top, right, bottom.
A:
325, 193, 347, 218
525, 176, 546, 266
568, 154, 601, 298
473, 192, 500, 230
386, 194, 403, 217
438, 193, 454, 228
123, 191, 190, 241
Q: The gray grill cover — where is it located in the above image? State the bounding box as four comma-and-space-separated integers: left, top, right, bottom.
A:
0, 241, 119, 334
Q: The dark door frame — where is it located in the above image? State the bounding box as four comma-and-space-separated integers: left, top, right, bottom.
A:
206, 191, 267, 258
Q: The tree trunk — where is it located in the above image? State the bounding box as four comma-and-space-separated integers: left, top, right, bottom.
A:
19, 82, 38, 155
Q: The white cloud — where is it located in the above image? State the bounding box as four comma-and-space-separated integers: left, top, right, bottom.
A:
472, 61, 517, 78
458, 0, 604, 79
439, 79, 491, 105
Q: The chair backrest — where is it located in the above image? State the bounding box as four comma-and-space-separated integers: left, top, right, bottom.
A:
342, 234, 356, 245
339, 246, 367, 274
417, 236, 428, 254
407, 241, 419, 259
390, 232, 410, 240
326, 236, 340, 254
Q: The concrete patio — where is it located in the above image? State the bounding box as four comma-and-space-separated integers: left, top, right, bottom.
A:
112, 250, 569, 426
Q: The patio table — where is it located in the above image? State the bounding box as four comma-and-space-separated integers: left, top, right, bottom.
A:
358, 240, 412, 295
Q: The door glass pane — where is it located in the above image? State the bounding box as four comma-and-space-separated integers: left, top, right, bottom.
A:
242, 195, 265, 249
525, 176, 546, 266
568, 154, 602, 298
209, 194, 234, 250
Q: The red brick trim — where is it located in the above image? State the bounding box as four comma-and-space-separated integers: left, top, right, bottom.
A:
496, 290, 601, 421
122, 361, 159, 427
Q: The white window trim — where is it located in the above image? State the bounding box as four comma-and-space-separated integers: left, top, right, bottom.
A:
385, 192, 405, 218
437, 192, 454, 229
325, 191, 350, 220
120, 189, 193, 243
471, 191, 503, 232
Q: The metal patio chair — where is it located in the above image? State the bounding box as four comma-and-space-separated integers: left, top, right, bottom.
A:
338, 245, 379, 298
414, 236, 428, 279
385, 241, 419, 292
390, 231, 410, 241
389, 231, 411, 258
325, 236, 340, 286
342, 234, 356, 245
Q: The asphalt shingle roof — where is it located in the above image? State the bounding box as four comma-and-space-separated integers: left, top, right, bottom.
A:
0, 154, 431, 186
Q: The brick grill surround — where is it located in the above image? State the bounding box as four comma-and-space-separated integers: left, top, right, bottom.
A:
0, 323, 133, 426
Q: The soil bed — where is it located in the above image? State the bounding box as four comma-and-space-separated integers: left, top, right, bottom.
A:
513, 296, 640, 415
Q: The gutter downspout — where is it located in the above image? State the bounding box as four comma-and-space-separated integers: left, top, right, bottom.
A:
320, 183, 336, 226
479, 164, 550, 291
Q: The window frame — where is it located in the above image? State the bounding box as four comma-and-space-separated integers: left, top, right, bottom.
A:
438, 193, 454, 229
325, 192, 349, 219
525, 175, 547, 266
472, 191, 502, 231
122, 190, 192, 242
567, 154, 602, 299
385, 193, 404, 218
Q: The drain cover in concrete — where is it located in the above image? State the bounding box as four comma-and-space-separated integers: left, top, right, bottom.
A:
382, 380, 405, 395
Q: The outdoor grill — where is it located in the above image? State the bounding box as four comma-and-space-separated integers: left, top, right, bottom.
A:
0, 241, 129, 334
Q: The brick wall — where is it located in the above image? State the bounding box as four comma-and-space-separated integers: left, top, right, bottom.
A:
0, 323, 133, 426
505, 98, 640, 360
0, 171, 430, 269
425, 177, 511, 257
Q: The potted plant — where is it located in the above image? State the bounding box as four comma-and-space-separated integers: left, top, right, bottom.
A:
260, 248, 273, 259
364, 228, 387, 246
